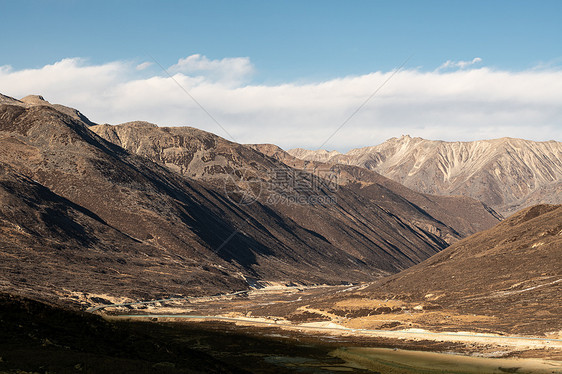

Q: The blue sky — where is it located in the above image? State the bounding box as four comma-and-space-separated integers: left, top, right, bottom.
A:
4, 0, 562, 80
1, 1, 561, 149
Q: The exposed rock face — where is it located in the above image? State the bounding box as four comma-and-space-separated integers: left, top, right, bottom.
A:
289, 136, 562, 215
91, 121, 265, 181
1, 97, 457, 302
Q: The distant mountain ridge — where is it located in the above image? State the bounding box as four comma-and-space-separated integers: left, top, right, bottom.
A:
289, 135, 562, 215
251, 143, 501, 239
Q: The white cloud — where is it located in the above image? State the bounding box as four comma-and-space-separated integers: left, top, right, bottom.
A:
437, 57, 482, 71
136, 61, 153, 71
0, 56, 561, 151
168, 54, 254, 85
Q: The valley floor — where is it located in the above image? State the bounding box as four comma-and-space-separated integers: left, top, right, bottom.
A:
2, 285, 561, 373
88, 284, 562, 363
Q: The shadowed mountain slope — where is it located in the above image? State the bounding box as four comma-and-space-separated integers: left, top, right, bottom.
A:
252, 143, 501, 239
90, 121, 450, 265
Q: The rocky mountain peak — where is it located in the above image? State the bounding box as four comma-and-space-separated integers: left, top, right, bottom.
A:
20, 95, 49, 105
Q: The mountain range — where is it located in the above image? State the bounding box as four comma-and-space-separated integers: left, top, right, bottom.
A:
289, 135, 562, 215
251, 143, 501, 239
0, 94, 499, 306
90, 122, 500, 242
1, 93, 559, 323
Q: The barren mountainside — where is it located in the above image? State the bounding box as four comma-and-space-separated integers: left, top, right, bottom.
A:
91, 123, 502, 241
1, 96, 460, 306
355, 204, 562, 335
95, 120, 464, 254
0, 93, 98, 127
289, 135, 562, 215
248, 204, 562, 336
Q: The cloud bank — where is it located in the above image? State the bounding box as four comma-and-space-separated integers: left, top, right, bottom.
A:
168, 54, 254, 85
1, 55, 560, 151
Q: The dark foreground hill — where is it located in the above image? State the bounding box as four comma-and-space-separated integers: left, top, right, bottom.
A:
0, 293, 248, 373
